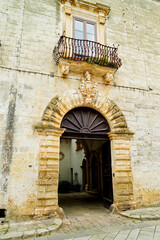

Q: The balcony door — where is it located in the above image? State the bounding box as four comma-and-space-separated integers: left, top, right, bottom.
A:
73, 18, 97, 58
74, 18, 97, 41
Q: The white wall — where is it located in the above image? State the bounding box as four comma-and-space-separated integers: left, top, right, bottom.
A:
59, 139, 84, 185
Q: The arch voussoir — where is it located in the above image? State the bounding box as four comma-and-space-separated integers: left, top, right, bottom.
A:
112, 116, 127, 126
110, 111, 124, 121
42, 91, 131, 134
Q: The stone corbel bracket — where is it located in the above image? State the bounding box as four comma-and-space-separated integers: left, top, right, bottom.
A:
103, 69, 117, 85
60, 64, 70, 76
98, 13, 106, 25
58, 58, 117, 84
63, 1, 73, 15
96, 4, 110, 24
96, 3, 110, 16
58, 60, 70, 77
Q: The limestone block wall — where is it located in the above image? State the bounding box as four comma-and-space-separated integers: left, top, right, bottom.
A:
106, 87, 160, 206
0, 0, 159, 218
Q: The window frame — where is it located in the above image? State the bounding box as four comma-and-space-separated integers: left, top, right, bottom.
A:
73, 17, 97, 42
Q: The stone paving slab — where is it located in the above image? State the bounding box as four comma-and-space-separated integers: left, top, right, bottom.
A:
63, 224, 160, 240
2, 219, 160, 240
119, 207, 160, 220
0, 218, 62, 240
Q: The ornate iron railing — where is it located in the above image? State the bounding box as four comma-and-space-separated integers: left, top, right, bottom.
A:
53, 36, 122, 69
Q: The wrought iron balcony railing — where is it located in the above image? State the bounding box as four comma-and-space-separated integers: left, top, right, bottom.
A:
53, 36, 122, 69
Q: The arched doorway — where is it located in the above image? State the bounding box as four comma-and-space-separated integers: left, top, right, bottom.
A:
58, 107, 113, 208
34, 89, 135, 217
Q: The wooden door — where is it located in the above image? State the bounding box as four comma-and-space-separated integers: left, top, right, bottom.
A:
102, 141, 113, 204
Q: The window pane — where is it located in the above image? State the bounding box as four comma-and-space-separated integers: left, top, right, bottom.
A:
87, 33, 95, 41
75, 19, 83, 31
86, 23, 95, 34
75, 30, 84, 39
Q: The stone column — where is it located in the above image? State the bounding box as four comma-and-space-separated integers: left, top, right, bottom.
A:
34, 126, 64, 216
108, 132, 136, 211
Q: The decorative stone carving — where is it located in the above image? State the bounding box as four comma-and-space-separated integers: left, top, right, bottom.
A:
60, 0, 110, 17
61, 64, 69, 76
59, 0, 75, 4
64, 6, 72, 15
80, 71, 97, 104
98, 11, 106, 24
98, 15, 106, 24
104, 72, 114, 85
41, 90, 132, 135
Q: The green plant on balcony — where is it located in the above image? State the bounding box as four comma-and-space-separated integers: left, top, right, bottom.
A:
101, 56, 109, 65
86, 56, 109, 66
94, 57, 101, 64
86, 56, 94, 63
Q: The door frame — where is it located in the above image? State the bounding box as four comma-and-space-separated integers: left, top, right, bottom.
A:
34, 91, 136, 216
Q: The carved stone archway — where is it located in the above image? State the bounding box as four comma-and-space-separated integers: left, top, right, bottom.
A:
34, 72, 135, 216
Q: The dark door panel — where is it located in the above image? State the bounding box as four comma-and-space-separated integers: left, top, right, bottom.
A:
102, 141, 113, 204
61, 107, 110, 140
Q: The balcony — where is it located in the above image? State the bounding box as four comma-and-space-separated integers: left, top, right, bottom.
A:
53, 35, 122, 69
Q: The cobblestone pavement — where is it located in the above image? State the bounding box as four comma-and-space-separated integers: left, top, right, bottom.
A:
1, 193, 160, 240
44, 193, 160, 240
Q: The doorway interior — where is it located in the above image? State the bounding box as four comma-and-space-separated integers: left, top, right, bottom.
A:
58, 107, 113, 215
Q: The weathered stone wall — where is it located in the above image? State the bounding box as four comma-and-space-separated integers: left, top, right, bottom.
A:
102, 0, 160, 206
0, 0, 160, 218
0, 0, 63, 218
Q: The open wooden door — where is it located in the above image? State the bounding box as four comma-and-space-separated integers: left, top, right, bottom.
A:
102, 141, 113, 204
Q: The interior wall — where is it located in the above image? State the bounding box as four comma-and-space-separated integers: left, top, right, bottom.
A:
59, 139, 71, 183
59, 139, 84, 186
59, 139, 107, 192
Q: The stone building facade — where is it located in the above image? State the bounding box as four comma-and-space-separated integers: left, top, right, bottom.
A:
0, 0, 160, 220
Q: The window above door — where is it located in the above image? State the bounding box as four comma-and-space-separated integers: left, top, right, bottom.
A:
53, 0, 122, 84
61, 0, 110, 45
74, 18, 97, 42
